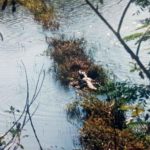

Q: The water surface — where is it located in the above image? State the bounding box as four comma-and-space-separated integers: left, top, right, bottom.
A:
0, 0, 149, 150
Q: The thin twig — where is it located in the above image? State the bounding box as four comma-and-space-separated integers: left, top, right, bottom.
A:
136, 26, 150, 56
0, 32, 3, 41
30, 70, 45, 106
85, 0, 117, 35
27, 107, 43, 150
21, 63, 44, 150
24, 103, 39, 126
117, 0, 134, 33
22, 65, 44, 128
21, 61, 30, 129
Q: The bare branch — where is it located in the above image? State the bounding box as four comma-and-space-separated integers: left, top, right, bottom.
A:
30, 68, 45, 106
136, 27, 150, 56
27, 107, 43, 150
24, 103, 39, 126
117, 0, 134, 33
85, 0, 117, 35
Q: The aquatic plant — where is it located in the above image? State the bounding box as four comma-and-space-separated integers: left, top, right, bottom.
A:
0, 0, 59, 29
18, 0, 58, 29
49, 36, 107, 87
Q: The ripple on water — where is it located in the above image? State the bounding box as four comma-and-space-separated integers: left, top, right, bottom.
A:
0, 5, 79, 150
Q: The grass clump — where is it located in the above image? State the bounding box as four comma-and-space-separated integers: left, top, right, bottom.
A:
49, 36, 107, 87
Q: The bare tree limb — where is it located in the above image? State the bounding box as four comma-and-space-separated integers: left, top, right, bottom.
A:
136, 26, 150, 56
117, 0, 134, 33
85, 0, 117, 35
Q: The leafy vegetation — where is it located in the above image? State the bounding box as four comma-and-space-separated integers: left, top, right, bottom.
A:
135, 0, 150, 8
67, 95, 150, 150
98, 81, 150, 102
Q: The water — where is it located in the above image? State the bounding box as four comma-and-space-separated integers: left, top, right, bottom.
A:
51, 0, 149, 84
0, 1, 149, 150
0, 6, 79, 150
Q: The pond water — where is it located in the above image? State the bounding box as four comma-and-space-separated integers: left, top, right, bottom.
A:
0, 0, 149, 150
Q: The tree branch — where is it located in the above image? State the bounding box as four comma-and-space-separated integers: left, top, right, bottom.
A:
117, 0, 134, 33
136, 27, 150, 56
85, 0, 117, 35
85, 0, 150, 80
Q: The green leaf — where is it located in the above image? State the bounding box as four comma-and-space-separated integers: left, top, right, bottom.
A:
136, 24, 150, 30
124, 32, 143, 41
132, 107, 144, 117
120, 105, 134, 111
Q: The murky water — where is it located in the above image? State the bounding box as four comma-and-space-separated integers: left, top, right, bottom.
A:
0, 0, 149, 150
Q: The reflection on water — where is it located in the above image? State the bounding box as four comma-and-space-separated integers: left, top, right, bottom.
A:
0, 0, 149, 149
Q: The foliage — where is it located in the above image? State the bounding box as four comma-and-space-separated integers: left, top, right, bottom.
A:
135, 0, 150, 9
98, 80, 150, 103
124, 0, 150, 54
66, 95, 150, 150
81, 117, 149, 150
